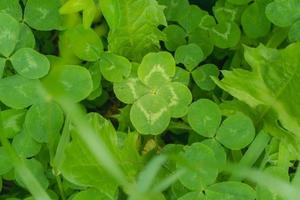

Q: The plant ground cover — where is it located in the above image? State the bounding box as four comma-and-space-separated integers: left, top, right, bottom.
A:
0, 0, 300, 199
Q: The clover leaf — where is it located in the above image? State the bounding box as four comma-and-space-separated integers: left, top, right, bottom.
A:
158, 0, 190, 22
175, 44, 204, 72
191, 64, 219, 91
178, 192, 205, 200
0, 147, 13, 175
0, 57, 5, 78
15, 24, 36, 50
72, 189, 111, 200
163, 25, 187, 52
0, 0, 22, 20
1, 109, 26, 138
288, 20, 300, 42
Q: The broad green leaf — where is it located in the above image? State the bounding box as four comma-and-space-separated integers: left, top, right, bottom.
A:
187, 99, 222, 137
289, 20, 300, 42
189, 28, 214, 58
0, 0, 22, 20
25, 101, 64, 143
0, 75, 41, 109
205, 181, 256, 200
100, 0, 166, 61
157, 82, 192, 118
175, 44, 204, 71
1, 109, 26, 138
266, 0, 300, 27
0, 57, 5, 78
0, 13, 20, 57
173, 67, 190, 86
113, 76, 149, 104
73, 188, 112, 200
158, 0, 189, 22
192, 64, 219, 91
163, 25, 187, 52
11, 48, 50, 79
42, 64, 93, 102
241, 2, 271, 39
24, 0, 62, 30
227, 0, 252, 5
177, 143, 218, 190
216, 113, 255, 150
66, 25, 103, 61
15, 24, 36, 50
213, 43, 300, 144
178, 192, 205, 200
130, 94, 170, 135
213, 7, 237, 23
12, 130, 41, 158
99, 53, 131, 83
201, 139, 226, 169
0, 147, 13, 175
138, 52, 176, 88
15, 158, 49, 189
210, 22, 241, 49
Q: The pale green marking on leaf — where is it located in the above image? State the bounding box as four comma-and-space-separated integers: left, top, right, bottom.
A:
214, 7, 236, 22
2, 109, 26, 138
144, 64, 170, 84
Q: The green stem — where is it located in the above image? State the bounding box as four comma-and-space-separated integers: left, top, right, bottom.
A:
266, 27, 289, 48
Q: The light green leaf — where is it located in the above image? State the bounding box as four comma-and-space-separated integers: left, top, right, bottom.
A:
42, 64, 93, 102
163, 25, 187, 52
130, 94, 170, 135
173, 67, 190, 86
87, 61, 102, 100
12, 130, 41, 158
266, 0, 300, 27
113, 76, 149, 104
0, 57, 5, 78
73, 188, 112, 200
187, 99, 222, 137
11, 48, 50, 79
0, 0, 22, 20
175, 44, 204, 71
205, 181, 256, 200
177, 143, 218, 190
201, 139, 227, 170
213, 7, 237, 23
66, 25, 103, 61
178, 192, 205, 200
25, 101, 64, 143
210, 22, 241, 49
0, 147, 13, 175
213, 43, 300, 144
192, 64, 219, 91
1, 109, 26, 138
24, 0, 62, 30
0, 75, 41, 109
216, 113, 255, 150
15, 24, 36, 50
138, 52, 176, 89
158, 0, 190, 22
99, 53, 131, 83
0, 13, 20, 57
157, 82, 192, 118
100, 0, 166, 61
289, 20, 300, 42
241, 2, 271, 39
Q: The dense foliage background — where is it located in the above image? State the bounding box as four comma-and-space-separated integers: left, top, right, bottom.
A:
0, 0, 300, 199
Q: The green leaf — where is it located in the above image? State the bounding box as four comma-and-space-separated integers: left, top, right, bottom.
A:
178, 191, 205, 200
173, 67, 190, 86
175, 44, 204, 71
25, 101, 64, 143
100, 0, 166, 61
130, 94, 171, 135
12, 130, 41, 158
42, 64, 93, 102
24, 0, 62, 30
15, 24, 36, 50
216, 113, 255, 150
138, 52, 176, 89
10, 48, 50, 79
0, 57, 5, 78
210, 22, 241, 49
227, 0, 252, 5
205, 181, 256, 200
1, 109, 26, 138
213, 7, 237, 23
241, 2, 271, 39
66, 25, 103, 61
213, 43, 300, 144
0, 75, 41, 109
0, 147, 13, 175
192, 64, 219, 91
187, 99, 222, 137
176, 143, 218, 190
157, 82, 192, 118
99, 53, 132, 83
0, 0, 22, 20
288, 20, 300, 42
158, 0, 189, 22
87, 61, 102, 100
265, 0, 300, 27
201, 139, 227, 170
113, 76, 149, 104
163, 25, 187, 52
0, 13, 20, 57
189, 28, 214, 59
73, 188, 112, 200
